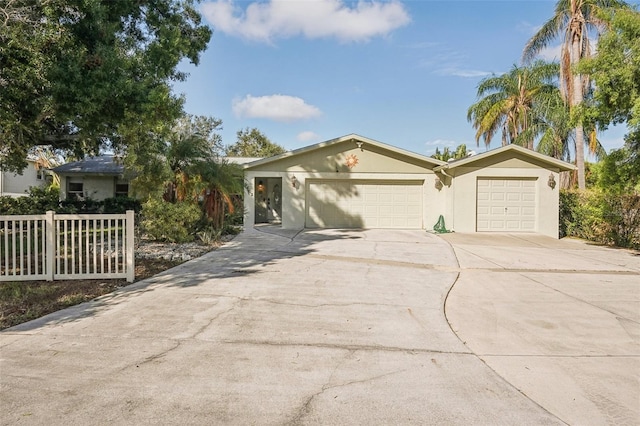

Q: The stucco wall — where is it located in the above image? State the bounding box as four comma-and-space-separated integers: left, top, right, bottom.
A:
245, 170, 443, 230
245, 140, 442, 230
59, 175, 120, 201
447, 166, 560, 238
1, 161, 45, 196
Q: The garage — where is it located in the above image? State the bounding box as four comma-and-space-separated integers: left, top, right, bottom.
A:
306, 180, 423, 229
476, 178, 537, 232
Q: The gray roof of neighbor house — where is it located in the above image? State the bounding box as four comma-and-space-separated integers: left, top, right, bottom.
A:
51, 155, 124, 176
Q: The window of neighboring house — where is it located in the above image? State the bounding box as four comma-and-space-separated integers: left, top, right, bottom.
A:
36, 169, 45, 180
67, 181, 84, 200
115, 183, 129, 197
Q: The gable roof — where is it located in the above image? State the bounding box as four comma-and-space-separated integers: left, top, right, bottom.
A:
244, 134, 446, 169
433, 144, 576, 172
51, 155, 124, 176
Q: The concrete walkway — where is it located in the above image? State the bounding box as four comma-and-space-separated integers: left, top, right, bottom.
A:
443, 233, 640, 426
1, 228, 563, 425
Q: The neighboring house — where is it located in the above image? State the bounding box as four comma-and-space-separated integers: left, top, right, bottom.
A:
243, 134, 576, 238
51, 155, 129, 201
0, 159, 49, 198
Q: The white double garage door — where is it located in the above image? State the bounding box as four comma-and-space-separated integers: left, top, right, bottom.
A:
306, 180, 423, 229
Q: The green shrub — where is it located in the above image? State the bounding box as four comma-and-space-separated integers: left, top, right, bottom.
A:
59, 197, 103, 214
221, 223, 241, 236
103, 196, 142, 214
141, 199, 201, 243
0, 186, 60, 215
599, 192, 640, 249
224, 209, 244, 226
559, 190, 580, 239
560, 189, 640, 249
197, 226, 222, 245
0, 196, 19, 215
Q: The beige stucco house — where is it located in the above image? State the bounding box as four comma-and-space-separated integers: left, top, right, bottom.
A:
243, 134, 576, 238
0, 159, 49, 198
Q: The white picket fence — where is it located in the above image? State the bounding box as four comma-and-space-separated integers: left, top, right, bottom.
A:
0, 211, 135, 282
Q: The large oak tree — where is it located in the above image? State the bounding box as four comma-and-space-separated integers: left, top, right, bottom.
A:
0, 0, 211, 173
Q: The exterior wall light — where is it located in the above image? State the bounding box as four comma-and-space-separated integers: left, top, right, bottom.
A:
548, 173, 556, 189
434, 177, 443, 191
291, 175, 299, 189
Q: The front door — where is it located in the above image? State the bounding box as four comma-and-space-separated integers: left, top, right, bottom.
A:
255, 178, 268, 223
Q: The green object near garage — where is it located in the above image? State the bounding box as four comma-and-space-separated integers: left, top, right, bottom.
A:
433, 215, 452, 234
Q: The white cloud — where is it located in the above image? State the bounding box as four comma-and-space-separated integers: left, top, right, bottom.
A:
297, 131, 321, 142
404, 41, 440, 49
418, 48, 493, 78
425, 139, 458, 148
517, 21, 541, 35
232, 94, 322, 122
436, 68, 493, 78
535, 44, 562, 62
201, 0, 411, 43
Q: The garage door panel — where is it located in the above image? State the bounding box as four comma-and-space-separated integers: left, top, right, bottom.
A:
477, 178, 537, 232
307, 180, 423, 229
407, 205, 421, 215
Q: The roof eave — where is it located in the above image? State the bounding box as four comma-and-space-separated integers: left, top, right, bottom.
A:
433, 144, 576, 172
244, 134, 446, 169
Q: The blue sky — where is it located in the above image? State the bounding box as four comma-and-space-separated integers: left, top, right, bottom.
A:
173, 0, 635, 157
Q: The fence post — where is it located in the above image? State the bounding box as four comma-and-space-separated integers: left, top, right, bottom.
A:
45, 210, 55, 281
125, 210, 135, 283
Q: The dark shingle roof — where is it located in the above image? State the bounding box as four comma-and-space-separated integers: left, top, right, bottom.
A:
51, 155, 124, 176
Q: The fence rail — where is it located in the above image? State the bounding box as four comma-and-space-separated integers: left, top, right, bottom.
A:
0, 211, 134, 282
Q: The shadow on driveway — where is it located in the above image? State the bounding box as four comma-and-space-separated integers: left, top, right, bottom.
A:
5, 226, 362, 332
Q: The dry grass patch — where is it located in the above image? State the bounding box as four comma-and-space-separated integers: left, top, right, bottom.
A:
0, 258, 181, 330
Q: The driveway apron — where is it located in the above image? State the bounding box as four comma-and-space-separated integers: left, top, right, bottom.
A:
1, 228, 561, 425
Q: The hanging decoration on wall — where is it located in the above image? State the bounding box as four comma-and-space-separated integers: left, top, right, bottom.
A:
345, 154, 359, 169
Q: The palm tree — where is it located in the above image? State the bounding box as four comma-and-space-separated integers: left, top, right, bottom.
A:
162, 115, 244, 229
523, 0, 630, 189
467, 61, 559, 150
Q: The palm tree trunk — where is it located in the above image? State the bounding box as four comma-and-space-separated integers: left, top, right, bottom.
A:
571, 34, 586, 190
574, 123, 586, 189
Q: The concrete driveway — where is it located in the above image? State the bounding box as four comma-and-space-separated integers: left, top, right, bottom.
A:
443, 233, 640, 426
0, 228, 637, 425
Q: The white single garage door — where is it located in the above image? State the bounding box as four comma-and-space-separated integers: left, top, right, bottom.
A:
476, 178, 537, 232
306, 180, 423, 229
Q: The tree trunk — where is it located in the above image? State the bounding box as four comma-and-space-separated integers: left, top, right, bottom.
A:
571, 33, 586, 190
